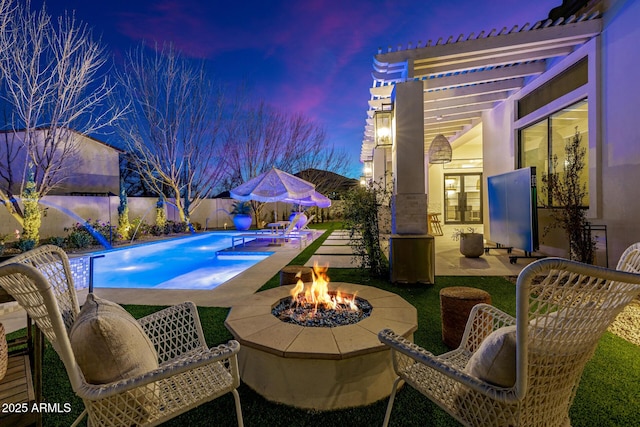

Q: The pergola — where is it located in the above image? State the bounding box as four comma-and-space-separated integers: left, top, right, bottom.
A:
361, 11, 602, 163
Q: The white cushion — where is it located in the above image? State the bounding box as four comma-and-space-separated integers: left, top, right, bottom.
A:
465, 325, 517, 387
70, 293, 158, 384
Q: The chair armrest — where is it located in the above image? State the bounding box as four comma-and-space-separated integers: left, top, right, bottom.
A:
137, 302, 207, 363
75, 340, 241, 400
379, 329, 458, 374
379, 329, 518, 402
460, 303, 515, 353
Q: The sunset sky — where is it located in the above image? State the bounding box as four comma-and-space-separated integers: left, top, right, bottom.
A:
33, 0, 562, 178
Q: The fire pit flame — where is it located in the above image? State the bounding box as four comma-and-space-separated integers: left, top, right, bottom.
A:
290, 263, 358, 312
274, 263, 371, 327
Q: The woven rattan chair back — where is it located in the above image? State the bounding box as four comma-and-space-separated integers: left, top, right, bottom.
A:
0, 245, 244, 427
616, 242, 640, 273
0, 246, 83, 389
380, 257, 640, 427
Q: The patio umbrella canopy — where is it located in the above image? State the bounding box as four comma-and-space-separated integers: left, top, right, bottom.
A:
230, 168, 316, 202
283, 190, 332, 208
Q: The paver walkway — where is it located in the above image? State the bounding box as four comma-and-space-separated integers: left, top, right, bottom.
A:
305, 230, 358, 268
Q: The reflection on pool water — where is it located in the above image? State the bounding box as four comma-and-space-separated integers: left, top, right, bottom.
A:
89, 233, 272, 290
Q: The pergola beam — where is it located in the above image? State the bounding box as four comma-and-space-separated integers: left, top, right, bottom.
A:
376, 19, 601, 65
423, 78, 524, 101
422, 62, 547, 91
424, 91, 510, 114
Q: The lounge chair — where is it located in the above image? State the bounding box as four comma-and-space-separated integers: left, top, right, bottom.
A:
231, 213, 308, 249
0, 245, 244, 427
379, 256, 640, 427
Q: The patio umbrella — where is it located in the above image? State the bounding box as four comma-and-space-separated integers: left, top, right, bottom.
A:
282, 190, 332, 208
230, 168, 316, 202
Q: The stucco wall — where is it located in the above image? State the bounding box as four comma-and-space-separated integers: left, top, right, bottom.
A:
479, 0, 640, 265
0, 196, 341, 241
0, 130, 120, 195
57, 133, 120, 195
599, 0, 640, 263
482, 101, 516, 241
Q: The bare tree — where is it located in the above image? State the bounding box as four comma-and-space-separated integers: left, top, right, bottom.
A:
222, 96, 348, 225
113, 43, 226, 225
295, 148, 351, 196
0, 0, 122, 234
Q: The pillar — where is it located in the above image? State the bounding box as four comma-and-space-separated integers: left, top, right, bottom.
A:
392, 80, 427, 235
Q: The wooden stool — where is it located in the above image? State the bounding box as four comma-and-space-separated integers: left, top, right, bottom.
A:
279, 265, 313, 286
440, 286, 492, 348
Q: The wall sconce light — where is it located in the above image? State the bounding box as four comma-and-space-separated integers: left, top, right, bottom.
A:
363, 160, 373, 178
374, 104, 393, 147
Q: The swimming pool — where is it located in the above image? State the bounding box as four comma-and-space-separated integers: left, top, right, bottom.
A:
88, 233, 272, 290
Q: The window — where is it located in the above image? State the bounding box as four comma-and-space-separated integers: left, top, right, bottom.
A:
519, 99, 589, 207
518, 57, 587, 119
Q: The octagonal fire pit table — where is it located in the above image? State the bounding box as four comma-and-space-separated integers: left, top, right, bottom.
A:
224, 282, 417, 411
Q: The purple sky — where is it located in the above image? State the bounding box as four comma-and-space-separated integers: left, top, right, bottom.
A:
34, 0, 561, 178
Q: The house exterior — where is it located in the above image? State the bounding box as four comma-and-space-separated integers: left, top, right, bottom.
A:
361, 0, 638, 267
0, 128, 121, 196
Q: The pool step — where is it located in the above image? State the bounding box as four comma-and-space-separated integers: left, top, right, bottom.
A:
216, 251, 273, 259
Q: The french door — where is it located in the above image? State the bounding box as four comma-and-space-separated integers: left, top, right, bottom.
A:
444, 173, 483, 224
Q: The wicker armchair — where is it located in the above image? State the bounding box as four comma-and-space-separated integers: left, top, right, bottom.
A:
0, 245, 243, 427
379, 257, 640, 427
617, 241, 640, 272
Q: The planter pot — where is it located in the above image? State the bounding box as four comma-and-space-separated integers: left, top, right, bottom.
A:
459, 233, 484, 258
233, 214, 252, 231
289, 212, 307, 230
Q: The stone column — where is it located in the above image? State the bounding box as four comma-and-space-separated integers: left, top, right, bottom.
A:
391, 80, 427, 235
388, 80, 434, 284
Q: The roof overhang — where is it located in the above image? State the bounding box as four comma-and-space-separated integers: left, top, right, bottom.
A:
361, 12, 602, 161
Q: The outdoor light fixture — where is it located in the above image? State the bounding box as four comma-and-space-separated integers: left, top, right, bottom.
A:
428, 134, 452, 164
363, 160, 373, 178
374, 104, 393, 147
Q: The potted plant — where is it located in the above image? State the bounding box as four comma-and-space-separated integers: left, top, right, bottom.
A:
231, 201, 252, 231
452, 227, 484, 258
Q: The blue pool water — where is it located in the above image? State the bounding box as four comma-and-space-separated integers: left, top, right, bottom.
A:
89, 233, 272, 290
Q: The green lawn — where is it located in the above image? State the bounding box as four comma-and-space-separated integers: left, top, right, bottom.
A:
12, 222, 640, 426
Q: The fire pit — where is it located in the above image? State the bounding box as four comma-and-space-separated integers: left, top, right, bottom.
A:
224, 266, 417, 410
272, 264, 372, 327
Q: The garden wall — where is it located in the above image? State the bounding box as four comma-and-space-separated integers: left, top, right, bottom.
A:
0, 195, 344, 241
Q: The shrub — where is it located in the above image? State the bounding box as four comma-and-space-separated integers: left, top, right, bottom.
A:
541, 128, 595, 263
47, 236, 66, 247
129, 217, 150, 240
170, 221, 187, 233
149, 225, 164, 236
64, 220, 110, 248
163, 223, 172, 235
16, 238, 37, 252
343, 179, 390, 277
66, 230, 92, 249
86, 220, 112, 245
